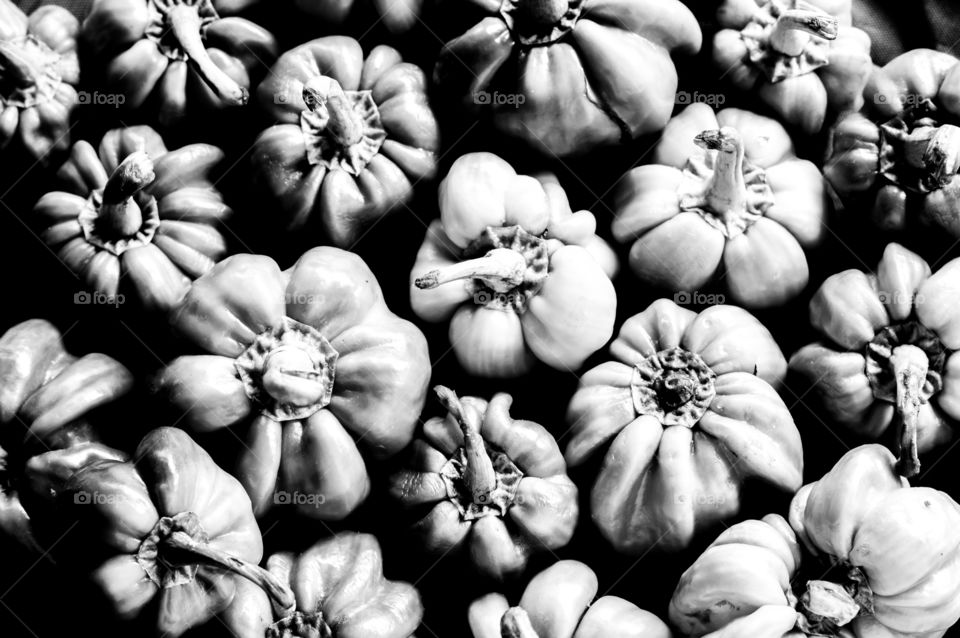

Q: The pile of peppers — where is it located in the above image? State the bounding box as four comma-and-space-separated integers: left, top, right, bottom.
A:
3, 0, 960, 636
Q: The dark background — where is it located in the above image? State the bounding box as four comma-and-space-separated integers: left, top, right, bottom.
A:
1, 0, 960, 636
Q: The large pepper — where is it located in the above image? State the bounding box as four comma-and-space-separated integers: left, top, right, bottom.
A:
252, 36, 439, 248
388, 386, 577, 581
22, 427, 295, 638
824, 49, 960, 236
0, 0, 79, 163
790, 243, 960, 477
0, 319, 133, 551
469, 560, 671, 638
223, 532, 423, 638
713, 0, 871, 133
612, 104, 826, 309
410, 152, 617, 378
433, 0, 701, 157
153, 248, 431, 520
566, 298, 801, 555
670, 444, 960, 637
81, 0, 277, 125
33, 125, 233, 312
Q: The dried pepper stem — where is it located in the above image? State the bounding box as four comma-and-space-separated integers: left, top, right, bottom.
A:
768, 9, 838, 57
163, 2, 247, 106
501, 607, 540, 638
302, 76, 365, 148
0, 40, 41, 88
889, 344, 928, 477
435, 386, 497, 505
164, 529, 295, 612
414, 248, 527, 293
99, 152, 155, 238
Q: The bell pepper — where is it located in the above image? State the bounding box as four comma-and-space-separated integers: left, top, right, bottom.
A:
790, 242, 960, 477
223, 532, 423, 638
469, 560, 671, 638
566, 298, 801, 555
33, 125, 233, 312
0, 0, 79, 163
670, 444, 960, 637
612, 104, 826, 309
22, 427, 295, 638
410, 152, 617, 378
433, 0, 701, 157
713, 0, 871, 134
252, 36, 439, 248
153, 247, 431, 520
81, 0, 277, 125
388, 386, 578, 581
824, 49, 960, 236
0, 319, 133, 552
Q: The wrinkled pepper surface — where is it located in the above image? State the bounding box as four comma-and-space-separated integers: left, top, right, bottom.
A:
252, 36, 439, 248
790, 243, 960, 477
389, 386, 578, 581
567, 299, 802, 554
154, 248, 431, 520
410, 152, 617, 377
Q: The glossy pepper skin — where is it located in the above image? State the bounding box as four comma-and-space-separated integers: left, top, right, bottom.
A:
670, 445, 960, 637
566, 299, 802, 555
434, 0, 701, 157
469, 560, 671, 638
153, 248, 431, 521
410, 153, 617, 378
612, 104, 826, 309
81, 0, 277, 126
824, 49, 960, 236
0, 319, 133, 551
790, 243, 960, 478
388, 386, 578, 581
0, 0, 79, 163
223, 532, 423, 638
23, 427, 296, 638
252, 37, 439, 248
713, 0, 871, 134
34, 126, 232, 313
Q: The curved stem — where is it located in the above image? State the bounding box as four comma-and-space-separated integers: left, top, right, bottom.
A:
261, 346, 325, 408
0, 41, 40, 88
695, 128, 749, 224
302, 76, 365, 148
800, 580, 860, 632
414, 248, 527, 293
165, 4, 247, 106
769, 9, 839, 56
99, 151, 155, 238
501, 607, 540, 638
164, 530, 295, 612
435, 386, 497, 506
890, 344, 928, 477
903, 124, 960, 187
